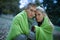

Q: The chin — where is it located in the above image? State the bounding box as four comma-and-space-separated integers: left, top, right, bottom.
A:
37, 20, 42, 22
36, 20, 39, 22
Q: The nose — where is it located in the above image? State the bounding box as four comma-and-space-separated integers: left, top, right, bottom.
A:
32, 12, 35, 17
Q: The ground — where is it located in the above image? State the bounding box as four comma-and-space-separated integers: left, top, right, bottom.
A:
0, 14, 13, 40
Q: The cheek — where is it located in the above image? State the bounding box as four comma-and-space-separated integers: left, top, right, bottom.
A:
38, 17, 41, 20
39, 15, 43, 21
41, 15, 43, 18
28, 13, 31, 16
36, 17, 41, 22
28, 11, 32, 16
39, 15, 42, 19
36, 16, 39, 20
29, 11, 31, 14
37, 16, 41, 20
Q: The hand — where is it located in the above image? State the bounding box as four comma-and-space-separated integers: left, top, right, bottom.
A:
31, 26, 35, 32
28, 31, 35, 40
14, 34, 27, 40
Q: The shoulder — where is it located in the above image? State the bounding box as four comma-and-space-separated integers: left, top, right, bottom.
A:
13, 10, 26, 19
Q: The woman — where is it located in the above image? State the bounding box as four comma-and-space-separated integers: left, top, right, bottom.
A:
34, 6, 54, 40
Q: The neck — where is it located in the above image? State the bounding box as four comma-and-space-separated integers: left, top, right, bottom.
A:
38, 17, 44, 26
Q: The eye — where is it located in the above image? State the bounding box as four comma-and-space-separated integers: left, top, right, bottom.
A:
30, 9, 33, 11
38, 14, 41, 16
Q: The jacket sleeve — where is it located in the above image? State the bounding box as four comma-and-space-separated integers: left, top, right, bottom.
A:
6, 17, 23, 40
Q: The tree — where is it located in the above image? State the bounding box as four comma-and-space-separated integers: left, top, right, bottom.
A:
35, 0, 41, 6
0, 0, 20, 15
43, 0, 60, 26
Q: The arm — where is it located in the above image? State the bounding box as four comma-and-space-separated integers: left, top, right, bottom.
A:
6, 17, 23, 40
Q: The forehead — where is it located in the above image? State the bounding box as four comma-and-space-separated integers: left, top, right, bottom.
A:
36, 10, 41, 13
29, 6, 36, 8
36, 10, 42, 14
29, 5, 36, 7
29, 6, 36, 11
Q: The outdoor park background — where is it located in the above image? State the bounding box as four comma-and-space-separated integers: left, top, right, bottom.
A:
0, 0, 60, 40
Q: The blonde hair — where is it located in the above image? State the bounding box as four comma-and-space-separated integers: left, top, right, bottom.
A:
36, 6, 54, 29
36, 6, 47, 16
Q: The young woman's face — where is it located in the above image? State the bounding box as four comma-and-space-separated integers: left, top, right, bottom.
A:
35, 10, 44, 22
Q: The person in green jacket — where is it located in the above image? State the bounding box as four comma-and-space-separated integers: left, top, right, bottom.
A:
6, 3, 37, 40
34, 6, 54, 40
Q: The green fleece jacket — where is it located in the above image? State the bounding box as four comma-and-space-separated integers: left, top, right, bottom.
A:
35, 16, 54, 40
6, 10, 30, 40
6, 10, 54, 40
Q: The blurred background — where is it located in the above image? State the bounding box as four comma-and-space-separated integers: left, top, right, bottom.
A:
0, 0, 60, 40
